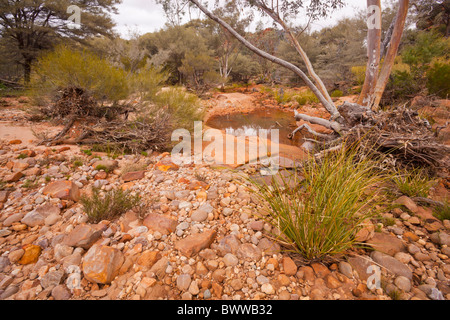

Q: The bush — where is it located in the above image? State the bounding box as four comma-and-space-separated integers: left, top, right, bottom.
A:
33, 46, 129, 103
80, 188, 141, 223
331, 90, 344, 98
294, 89, 320, 105
154, 87, 205, 130
130, 65, 170, 101
427, 59, 450, 98
249, 146, 386, 261
351, 66, 366, 85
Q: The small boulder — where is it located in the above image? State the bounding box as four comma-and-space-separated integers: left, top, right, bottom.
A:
21, 204, 60, 227
42, 180, 80, 201
175, 230, 217, 257
82, 245, 124, 284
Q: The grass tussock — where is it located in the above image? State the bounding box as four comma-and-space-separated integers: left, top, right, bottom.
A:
249, 145, 387, 261
81, 187, 141, 223
392, 167, 436, 198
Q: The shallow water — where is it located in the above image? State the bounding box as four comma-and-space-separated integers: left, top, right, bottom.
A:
206, 108, 302, 146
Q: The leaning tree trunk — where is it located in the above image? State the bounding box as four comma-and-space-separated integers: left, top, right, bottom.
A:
370, 0, 410, 110
188, 0, 341, 127
358, 0, 382, 107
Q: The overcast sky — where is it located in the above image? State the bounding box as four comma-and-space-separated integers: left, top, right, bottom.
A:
113, 0, 369, 38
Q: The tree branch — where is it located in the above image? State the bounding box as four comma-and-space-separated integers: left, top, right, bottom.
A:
188, 0, 340, 118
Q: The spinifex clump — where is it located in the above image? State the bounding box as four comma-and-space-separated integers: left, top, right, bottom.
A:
249, 145, 387, 261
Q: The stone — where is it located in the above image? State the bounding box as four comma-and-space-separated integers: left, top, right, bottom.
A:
311, 263, 330, 278
51, 285, 72, 300
355, 219, 375, 242
366, 232, 406, 256
8, 249, 25, 263
3, 212, 24, 227
215, 234, 241, 256
438, 232, 450, 246
393, 196, 418, 213
407, 244, 421, 255
325, 274, 341, 289
223, 253, 239, 267
403, 231, 419, 242
175, 230, 217, 257
143, 213, 177, 235
261, 283, 275, 295
395, 276, 411, 292
0, 191, 9, 203
371, 251, 412, 280
45, 213, 61, 226
42, 180, 80, 201
18, 245, 42, 265
248, 220, 264, 231
21, 204, 60, 227
0, 285, 19, 299
282, 257, 297, 276
236, 243, 262, 261
5, 171, 23, 182
189, 280, 200, 295
408, 217, 421, 225
41, 270, 64, 289
177, 274, 191, 291
394, 252, 412, 265
339, 261, 353, 279
54, 244, 74, 262
414, 252, 431, 261
297, 266, 315, 282
122, 171, 145, 182
82, 245, 124, 284
64, 223, 103, 249
257, 238, 281, 255
137, 250, 161, 268
191, 209, 208, 222
347, 256, 374, 281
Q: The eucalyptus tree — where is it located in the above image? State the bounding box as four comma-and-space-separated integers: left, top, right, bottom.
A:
0, 0, 120, 83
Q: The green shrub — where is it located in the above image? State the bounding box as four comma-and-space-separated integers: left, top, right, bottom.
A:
351, 66, 366, 85
154, 87, 205, 130
392, 168, 435, 198
130, 65, 169, 101
80, 188, 141, 223
294, 89, 320, 105
33, 46, 129, 103
427, 59, 450, 98
331, 90, 344, 98
248, 146, 386, 261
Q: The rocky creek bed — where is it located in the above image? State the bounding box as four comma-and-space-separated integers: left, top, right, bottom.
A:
0, 96, 449, 301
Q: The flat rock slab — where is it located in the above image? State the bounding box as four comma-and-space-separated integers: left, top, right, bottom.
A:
64, 223, 103, 249
371, 251, 413, 280
175, 230, 217, 257
347, 256, 374, 281
21, 204, 60, 227
143, 213, 178, 235
122, 171, 145, 182
42, 180, 80, 201
366, 232, 406, 256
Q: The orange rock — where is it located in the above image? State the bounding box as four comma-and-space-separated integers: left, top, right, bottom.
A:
9, 139, 22, 145
82, 245, 124, 284
18, 245, 42, 265
175, 230, 217, 257
137, 250, 161, 268
282, 256, 298, 276
42, 180, 80, 201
